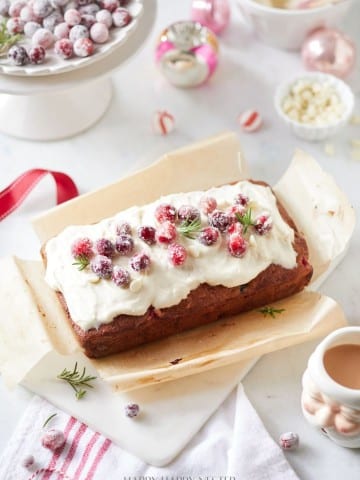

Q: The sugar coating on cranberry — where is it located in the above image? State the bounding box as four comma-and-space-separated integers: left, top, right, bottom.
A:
101, 0, 119, 12
32, 28, 54, 48
33, 0, 53, 18
64, 8, 81, 26
198, 226, 219, 246
115, 234, 134, 255
130, 252, 151, 272
125, 403, 139, 418
0, 0, 10, 17
155, 203, 176, 224
156, 221, 177, 244
8, 45, 28, 65
112, 7, 131, 27
55, 38, 73, 58
200, 195, 217, 215
73, 37, 94, 57
6, 17, 25, 34
208, 210, 231, 233
29, 45, 46, 64
168, 243, 187, 266
81, 13, 96, 29
43, 11, 64, 32
254, 212, 273, 235
112, 266, 130, 287
96, 8, 113, 27
24, 21, 41, 38
178, 205, 200, 223
9, 0, 26, 17
228, 234, 248, 258
90, 254, 113, 278
279, 432, 299, 450
95, 238, 115, 257
71, 237, 93, 258
234, 193, 249, 207
21, 454, 35, 469
79, 3, 100, 15
20, 6, 36, 23
227, 204, 246, 224
116, 222, 131, 235
138, 225, 156, 245
54, 22, 70, 39
69, 24, 89, 42
90, 22, 109, 43
227, 221, 243, 235
41, 429, 65, 451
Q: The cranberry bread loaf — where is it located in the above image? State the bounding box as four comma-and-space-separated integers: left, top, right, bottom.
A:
43, 180, 312, 358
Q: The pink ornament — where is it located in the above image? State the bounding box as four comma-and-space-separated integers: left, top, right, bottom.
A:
302, 28, 356, 79
238, 109, 262, 133
191, 0, 230, 35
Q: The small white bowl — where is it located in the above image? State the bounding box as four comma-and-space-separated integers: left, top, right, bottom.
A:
274, 72, 354, 141
236, 0, 354, 50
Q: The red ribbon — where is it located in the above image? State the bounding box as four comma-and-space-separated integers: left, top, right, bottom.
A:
0, 169, 79, 221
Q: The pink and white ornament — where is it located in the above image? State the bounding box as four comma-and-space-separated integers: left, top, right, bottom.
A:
238, 109, 262, 133
191, 0, 230, 35
153, 110, 175, 135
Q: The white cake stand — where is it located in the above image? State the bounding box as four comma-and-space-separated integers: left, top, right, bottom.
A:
0, 0, 157, 141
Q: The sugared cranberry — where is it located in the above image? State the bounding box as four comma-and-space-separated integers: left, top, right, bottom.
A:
156, 221, 177, 244
81, 14, 96, 29
32, 28, 54, 49
178, 205, 200, 223
20, 6, 36, 23
54, 22, 70, 39
198, 226, 219, 246
64, 8, 81, 26
228, 234, 247, 258
254, 212, 273, 235
6, 17, 25, 35
41, 429, 65, 451
71, 237, 93, 258
90, 22, 109, 43
208, 210, 231, 233
29, 45, 46, 64
73, 37, 94, 57
130, 252, 150, 272
0, 0, 10, 16
78, 3, 100, 15
200, 195, 217, 215
90, 254, 113, 278
227, 221, 243, 235
21, 454, 35, 469
138, 225, 156, 245
101, 0, 119, 12
112, 266, 130, 287
51, 0, 68, 7
96, 8, 113, 27
33, 0, 53, 18
8, 0, 25, 17
155, 203, 176, 223
234, 193, 249, 207
69, 24, 89, 42
112, 7, 131, 27
227, 204, 246, 224
116, 222, 131, 235
95, 238, 115, 257
168, 243, 187, 266
54, 38, 73, 59
43, 11, 63, 31
7, 45, 28, 65
115, 234, 134, 255
24, 21, 41, 38
124, 403, 139, 418
279, 432, 299, 450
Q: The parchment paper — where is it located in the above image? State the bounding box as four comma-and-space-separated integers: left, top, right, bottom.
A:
0, 132, 354, 391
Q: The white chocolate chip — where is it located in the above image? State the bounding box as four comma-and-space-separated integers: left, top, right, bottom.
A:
130, 278, 143, 293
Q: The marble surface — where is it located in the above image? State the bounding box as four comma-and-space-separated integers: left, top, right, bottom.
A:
0, 0, 359, 477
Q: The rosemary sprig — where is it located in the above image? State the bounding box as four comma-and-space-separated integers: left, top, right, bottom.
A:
57, 362, 97, 400
0, 21, 22, 57
72, 255, 90, 271
43, 413, 58, 429
235, 208, 254, 234
177, 218, 202, 239
258, 306, 285, 318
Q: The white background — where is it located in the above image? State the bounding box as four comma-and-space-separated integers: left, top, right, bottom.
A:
0, 0, 359, 478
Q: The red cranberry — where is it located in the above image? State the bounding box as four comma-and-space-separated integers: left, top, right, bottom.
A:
156, 221, 177, 244
115, 234, 134, 255
125, 403, 139, 418
8, 0, 25, 17
64, 8, 81, 26
177, 205, 200, 223
21, 454, 35, 469
112, 7, 131, 27
228, 234, 247, 258
200, 195, 217, 215
71, 237, 93, 258
227, 204, 246, 224
254, 213, 273, 235
138, 225, 156, 245
95, 238, 115, 257
198, 227, 219, 246
112, 266, 130, 287
227, 221, 243, 235
130, 252, 150, 272
168, 243, 187, 266
69, 24, 89, 42
33, 0, 53, 18
116, 222, 132, 235
279, 432, 299, 450
6, 17, 25, 35
41, 429, 65, 451
54, 38, 73, 59
73, 37, 94, 57
208, 210, 231, 233
90, 255, 113, 278
29, 45, 46, 64
43, 11, 63, 31
234, 193, 249, 207
81, 13, 96, 29
155, 203, 176, 223
101, 0, 119, 12
7, 45, 28, 65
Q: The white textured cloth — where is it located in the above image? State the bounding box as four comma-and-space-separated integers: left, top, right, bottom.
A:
0, 384, 299, 480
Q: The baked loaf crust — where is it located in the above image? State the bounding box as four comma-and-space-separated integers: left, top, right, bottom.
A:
43, 181, 313, 358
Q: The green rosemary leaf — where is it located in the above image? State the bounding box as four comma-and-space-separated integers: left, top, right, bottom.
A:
258, 306, 286, 319
235, 208, 254, 234
177, 218, 202, 239
42, 413, 58, 429
57, 362, 97, 400
72, 255, 90, 271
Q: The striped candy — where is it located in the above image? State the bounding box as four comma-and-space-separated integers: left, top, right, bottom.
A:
238, 109, 262, 133
153, 110, 175, 135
